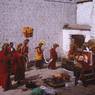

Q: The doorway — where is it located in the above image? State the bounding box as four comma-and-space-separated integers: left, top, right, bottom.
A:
70, 34, 85, 48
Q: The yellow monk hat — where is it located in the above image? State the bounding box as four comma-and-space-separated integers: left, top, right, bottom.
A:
38, 40, 45, 45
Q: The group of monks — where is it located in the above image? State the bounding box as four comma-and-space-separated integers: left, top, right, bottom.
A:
34, 42, 59, 69
0, 38, 59, 91
0, 39, 29, 91
68, 42, 95, 86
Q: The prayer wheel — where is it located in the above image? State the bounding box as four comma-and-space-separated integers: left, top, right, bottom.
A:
22, 26, 33, 38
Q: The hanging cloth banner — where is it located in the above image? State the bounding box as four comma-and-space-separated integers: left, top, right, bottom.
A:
22, 26, 33, 38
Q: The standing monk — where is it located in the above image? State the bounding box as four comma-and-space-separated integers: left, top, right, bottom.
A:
0, 43, 11, 91
11, 43, 21, 75
35, 42, 45, 69
22, 39, 29, 69
48, 43, 59, 69
9, 42, 15, 75
12, 43, 25, 85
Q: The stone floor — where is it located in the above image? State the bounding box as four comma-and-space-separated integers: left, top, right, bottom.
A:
0, 63, 95, 95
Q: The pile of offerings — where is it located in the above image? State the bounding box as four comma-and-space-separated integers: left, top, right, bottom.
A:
43, 72, 70, 88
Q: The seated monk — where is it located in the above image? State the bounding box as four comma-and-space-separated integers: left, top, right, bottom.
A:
74, 50, 91, 86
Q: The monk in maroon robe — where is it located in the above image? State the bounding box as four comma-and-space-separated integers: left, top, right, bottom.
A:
22, 39, 29, 61
0, 43, 11, 91
48, 43, 59, 69
22, 39, 29, 69
11, 46, 25, 85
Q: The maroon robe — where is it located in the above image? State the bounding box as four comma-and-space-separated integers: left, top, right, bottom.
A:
48, 48, 58, 69
0, 51, 11, 90
22, 45, 28, 59
11, 51, 25, 82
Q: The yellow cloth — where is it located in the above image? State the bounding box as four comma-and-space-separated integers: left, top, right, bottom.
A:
35, 48, 43, 61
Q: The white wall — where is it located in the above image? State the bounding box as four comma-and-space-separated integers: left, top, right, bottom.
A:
61, 1, 95, 57
77, 1, 95, 38
77, 2, 93, 25
0, 0, 77, 59
91, 0, 95, 38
